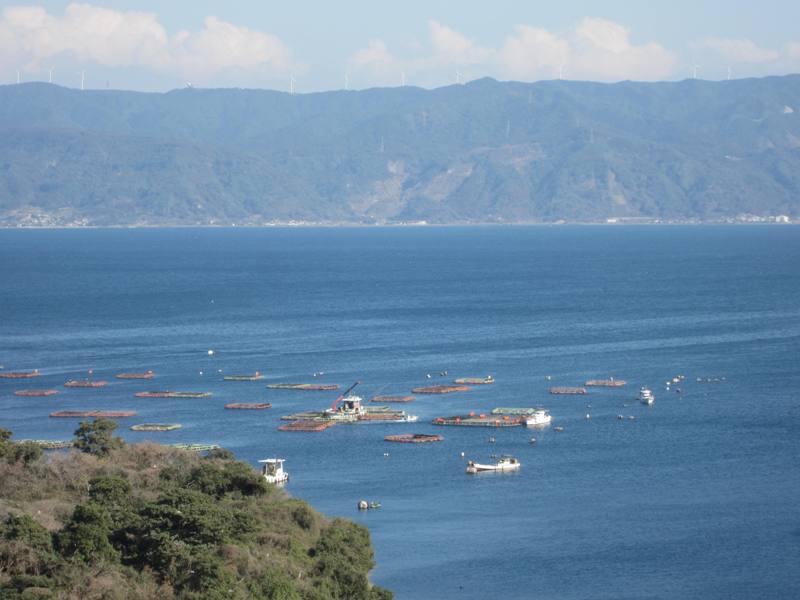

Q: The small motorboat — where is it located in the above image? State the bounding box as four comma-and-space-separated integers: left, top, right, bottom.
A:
638, 387, 655, 405
466, 455, 520, 474
523, 408, 553, 427
258, 458, 289, 485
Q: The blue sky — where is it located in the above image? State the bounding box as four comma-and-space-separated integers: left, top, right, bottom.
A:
2, 1, 799, 91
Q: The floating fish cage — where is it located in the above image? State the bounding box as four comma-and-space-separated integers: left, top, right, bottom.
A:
278, 420, 337, 432
491, 407, 541, 415
17, 439, 71, 449
267, 383, 339, 391
549, 387, 587, 395
432, 413, 525, 427
14, 389, 58, 397
134, 391, 212, 398
64, 380, 107, 388
130, 423, 182, 431
0, 370, 40, 379
115, 371, 154, 379
453, 377, 494, 385
224, 402, 272, 410
412, 385, 471, 394
384, 433, 443, 443
171, 443, 220, 452
372, 395, 415, 403
584, 379, 626, 387
223, 374, 264, 381
50, 410, 137, 418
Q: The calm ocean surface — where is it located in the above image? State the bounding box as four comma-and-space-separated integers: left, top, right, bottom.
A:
1, 226, 799, 599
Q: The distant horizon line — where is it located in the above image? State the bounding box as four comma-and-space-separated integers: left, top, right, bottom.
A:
3, 72, 799, 96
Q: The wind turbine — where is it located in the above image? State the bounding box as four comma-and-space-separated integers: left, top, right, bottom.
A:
727, 66, 732, 81
79, 70, 85, 90
48, 67, 53, 84
692, 64, 701, 80
16, 70, 20, 84
289, 75, 296, 95
401, 71, 406, 87
559, 63, 565, 80
344, 70, 349, 91
456, 69, 461, 84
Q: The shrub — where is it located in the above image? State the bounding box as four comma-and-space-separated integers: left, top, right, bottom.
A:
0, 430, 42, 465
88, 475, 131, 507
291, 503, 315, 531
55, 503, 118, 562
72, 419, 123, 457
183, 461, 267, 499
249, 568, 301, 600
313, 519, 377, 600
204, 448, 235, 461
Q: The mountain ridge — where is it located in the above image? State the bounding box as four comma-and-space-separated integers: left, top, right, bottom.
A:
1, 75, 799, 226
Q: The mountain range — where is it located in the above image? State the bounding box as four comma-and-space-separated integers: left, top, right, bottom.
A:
1, 75, 799, 226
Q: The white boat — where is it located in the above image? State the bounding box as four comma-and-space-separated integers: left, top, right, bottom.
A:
324, 394, 366, 422
638, 387, 655, 405
258, 458, 289, 484
523, 408, 552, 427
466, 455, 521, 474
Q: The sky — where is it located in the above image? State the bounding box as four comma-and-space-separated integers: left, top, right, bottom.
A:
2, 0, 800, 92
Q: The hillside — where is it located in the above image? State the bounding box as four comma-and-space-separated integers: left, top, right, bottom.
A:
0, 426, 391, 599
1, 76, 799, 225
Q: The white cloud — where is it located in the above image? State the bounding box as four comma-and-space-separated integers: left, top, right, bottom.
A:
496, 25, 569, 80
569, 18, 676, 81
351, 39, 396, 70
698, 37, 780, 64
783, 41, 800, 61
0, 3, 295, 79
349, 17, 677, 86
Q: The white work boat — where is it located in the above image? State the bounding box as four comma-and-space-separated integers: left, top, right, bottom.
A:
638, 387, 655, 405
466, 455, 521, 474
259, 458, 289, 484
524, 408, 552, 427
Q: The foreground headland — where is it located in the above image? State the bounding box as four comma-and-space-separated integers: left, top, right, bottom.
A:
0, 427, 392, 599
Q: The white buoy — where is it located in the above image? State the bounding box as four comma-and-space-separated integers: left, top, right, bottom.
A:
199, 371, 203, 375
586, 414, 591, 419
460, 451, 465, 457
207, 349, 215, 356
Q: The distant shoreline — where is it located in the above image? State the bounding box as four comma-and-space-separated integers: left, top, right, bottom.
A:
0, 221, 797, 230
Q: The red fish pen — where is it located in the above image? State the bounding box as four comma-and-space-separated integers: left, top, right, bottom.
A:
0, 370, 40, 379
412, 385, 471, 394
50, 410, 137, 418
224, 403, 272, 410
372, 395, 415, 403
278, 420, 337, 432
14, 389, 58, 397
384, 433, 443, 443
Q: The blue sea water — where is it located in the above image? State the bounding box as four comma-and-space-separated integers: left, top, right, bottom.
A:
1, 226, 799, 599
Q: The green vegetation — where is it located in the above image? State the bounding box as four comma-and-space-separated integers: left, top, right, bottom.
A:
72, 419, 123, 457
0, 428, 391, 600
1, 76, 799, 225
